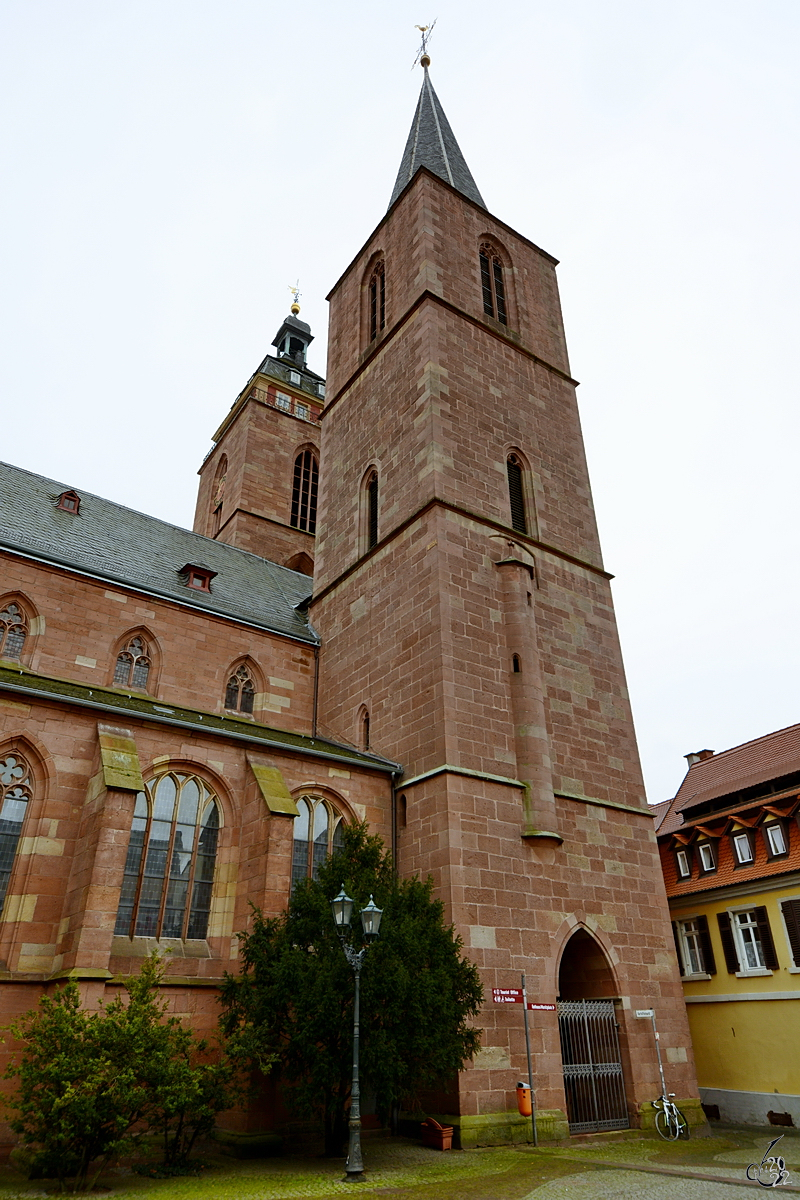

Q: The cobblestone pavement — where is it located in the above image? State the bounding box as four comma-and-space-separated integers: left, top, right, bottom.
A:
0, 1127, 798, 1198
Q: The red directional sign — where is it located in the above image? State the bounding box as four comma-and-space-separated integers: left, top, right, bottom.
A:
492, 988, 523, 1003
492, 990, 556, 1011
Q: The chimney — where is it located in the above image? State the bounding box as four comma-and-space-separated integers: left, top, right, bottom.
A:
685, 749, 715, 767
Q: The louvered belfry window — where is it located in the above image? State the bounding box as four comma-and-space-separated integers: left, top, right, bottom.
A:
369, 261, 386, 342
479, 244, 507, 324
290, 450, 319, 534
507, 455, 527, 534
114, 772, 220, 941
225, 663, 255, 714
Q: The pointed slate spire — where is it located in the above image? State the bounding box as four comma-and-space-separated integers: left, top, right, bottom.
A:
389, 67, 486, 210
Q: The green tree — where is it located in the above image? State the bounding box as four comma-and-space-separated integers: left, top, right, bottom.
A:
220, 823, 483, 1154
4, 953, 238, 1190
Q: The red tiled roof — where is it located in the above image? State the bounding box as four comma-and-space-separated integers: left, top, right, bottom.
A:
660, 823, 800, 898
657, 720, 800, 837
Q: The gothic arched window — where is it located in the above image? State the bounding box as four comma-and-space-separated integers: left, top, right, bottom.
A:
507, 454, 527, 534
0, 603, 28, 661
369, 260, 386, 342
114, 635, 151, 690
114, 772, 220, 940
480, 244, 507, 325
0, 753, 32, 914
225, 664, 255, 714
291, 795, 345, 887
290, 449, 319, 534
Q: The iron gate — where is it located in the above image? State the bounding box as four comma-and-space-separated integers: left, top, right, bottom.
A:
557, 999, 629, 1133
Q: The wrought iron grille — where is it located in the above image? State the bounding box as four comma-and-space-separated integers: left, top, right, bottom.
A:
557, 999, 629, 1134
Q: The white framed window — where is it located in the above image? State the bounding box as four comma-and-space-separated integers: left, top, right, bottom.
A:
295, 402, 310, 420
676, 848, 690, 878
698, 842, 716, 872
275, 391, 292, 411
679, 918, 705, 974
317, 383, 326, 398
766, 824, 787, 856
289, 370, 301, 385
733, 909, 766, 970
733, 832, 754, 864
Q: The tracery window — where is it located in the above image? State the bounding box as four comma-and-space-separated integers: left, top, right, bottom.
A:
0, 603, 28, 660
113, 636, 151, 690
0, 754, 32, 915
225, 664, 255, 714
507, 454, 527, 534
480, 244, 507, 324
291, 795, 345, 887
114, 772, 220, 940
290, 449, 319, 534
369, 260, 386, 342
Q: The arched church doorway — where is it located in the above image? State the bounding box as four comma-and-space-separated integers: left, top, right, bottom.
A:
557, 929, 629, 1133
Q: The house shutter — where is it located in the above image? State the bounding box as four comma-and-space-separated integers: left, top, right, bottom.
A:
717, 912, 740, 973
507, 459, 527, 534
671, 921, 685, 976
781, 899, 800, 967
697, 914, 716, 975
754, 906, 779, 970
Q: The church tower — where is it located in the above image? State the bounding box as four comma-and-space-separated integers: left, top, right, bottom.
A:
193, 305, 325, 575
311, 62, 701, 1141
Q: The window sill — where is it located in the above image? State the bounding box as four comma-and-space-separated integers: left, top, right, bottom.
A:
787, 966, 800, 974
683, 973, 712, 982
111, 935, 211, 959
735, 969, 773, 978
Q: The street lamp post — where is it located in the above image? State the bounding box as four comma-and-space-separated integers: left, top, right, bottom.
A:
331, 887, 383, 1182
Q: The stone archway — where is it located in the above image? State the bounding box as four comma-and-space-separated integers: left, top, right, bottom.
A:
557, 929, 629, 1133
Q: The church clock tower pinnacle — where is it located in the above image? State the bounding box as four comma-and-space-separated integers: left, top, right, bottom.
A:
311, 61, 700, 1143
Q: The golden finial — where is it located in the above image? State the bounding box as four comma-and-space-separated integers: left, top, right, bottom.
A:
413, 19, 436, 69
288, 281, 301, 315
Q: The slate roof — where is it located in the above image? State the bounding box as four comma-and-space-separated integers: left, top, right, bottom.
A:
389, 68, 486, 210
0, 460, 316, 643
656, 720, 800, 838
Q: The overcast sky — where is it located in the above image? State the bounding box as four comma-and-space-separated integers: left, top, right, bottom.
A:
1, 1, 798, 804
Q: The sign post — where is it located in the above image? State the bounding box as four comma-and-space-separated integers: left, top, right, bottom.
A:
635, 1007, 667, 1100
491, 982, 556, 1146
520, 973, 537, 1147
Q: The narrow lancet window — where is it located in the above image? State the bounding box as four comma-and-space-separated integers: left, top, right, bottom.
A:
369, 261, 386, 342
290, 450, 319, 534
480, 244, 507, 325
367, 472, 379, 549
507, 455, 527, 534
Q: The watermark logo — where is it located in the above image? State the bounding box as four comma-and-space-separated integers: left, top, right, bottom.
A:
746, 1135, 790, 1188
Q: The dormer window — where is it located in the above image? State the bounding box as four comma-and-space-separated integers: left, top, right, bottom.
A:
732, 831, 754, 864
56, 489, 81, 513
765, 822, 788, 858
675, 848, 691, 878
289, 369, 301, 385
698, 842, 716, 872
178, 563, 217, 593
317, 383, 326, 399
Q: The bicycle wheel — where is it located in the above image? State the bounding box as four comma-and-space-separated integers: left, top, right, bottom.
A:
655, 1106, 678, 1140
654, 1107, 671, 1140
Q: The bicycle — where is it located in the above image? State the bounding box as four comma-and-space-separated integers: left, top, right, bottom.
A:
652, 1092, 689, 1140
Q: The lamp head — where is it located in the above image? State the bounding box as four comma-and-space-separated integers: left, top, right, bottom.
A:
360, 895, 383, 941
331, 886, 354, 932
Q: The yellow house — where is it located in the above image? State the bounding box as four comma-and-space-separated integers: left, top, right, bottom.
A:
655, 726, 800, 1126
